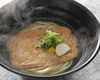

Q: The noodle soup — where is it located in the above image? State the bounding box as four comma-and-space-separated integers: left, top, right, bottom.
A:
8, 21, 79, 75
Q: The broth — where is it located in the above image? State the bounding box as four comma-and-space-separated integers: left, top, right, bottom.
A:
8, 21, 79, 75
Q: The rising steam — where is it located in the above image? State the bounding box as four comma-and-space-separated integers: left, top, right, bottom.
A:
0, 0, 97, 74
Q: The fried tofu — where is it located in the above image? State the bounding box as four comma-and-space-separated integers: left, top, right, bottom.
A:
8, 23, 78, 69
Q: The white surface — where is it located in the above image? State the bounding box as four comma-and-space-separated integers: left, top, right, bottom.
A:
0, 0, 13, 8
0, 0, 100, 80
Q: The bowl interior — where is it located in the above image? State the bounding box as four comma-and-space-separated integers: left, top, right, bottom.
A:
0, 0, 98, 77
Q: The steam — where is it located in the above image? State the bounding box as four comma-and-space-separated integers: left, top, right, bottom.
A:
0, 0, 28, 27
0, 0, 44, 66
0, 0, 29, 45
0, 0, 47, 65
0, 0, 45, 43
73, 27, 97, 69
0, 0, 45, 34
0, 0, 98, 74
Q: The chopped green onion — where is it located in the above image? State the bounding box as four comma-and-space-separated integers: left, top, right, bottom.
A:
40, 30, 63, 50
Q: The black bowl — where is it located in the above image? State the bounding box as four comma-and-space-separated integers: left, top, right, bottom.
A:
0, 0, 100, 79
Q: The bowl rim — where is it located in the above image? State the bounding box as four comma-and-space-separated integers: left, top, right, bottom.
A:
0, 0, 100, 78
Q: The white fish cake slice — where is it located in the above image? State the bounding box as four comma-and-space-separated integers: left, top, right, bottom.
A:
56, 43, 70, 56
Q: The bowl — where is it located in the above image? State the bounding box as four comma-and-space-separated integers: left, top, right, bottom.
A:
0, 0, 100, 79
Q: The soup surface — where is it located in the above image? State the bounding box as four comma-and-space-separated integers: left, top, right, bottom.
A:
8, 22, 78, 75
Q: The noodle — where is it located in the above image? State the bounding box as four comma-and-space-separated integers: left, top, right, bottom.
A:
8, 21, 78, 75
23, 60, 73, 75
20, 22, 73, 75
20, 22, 57, 33
19, 22, 74, 75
